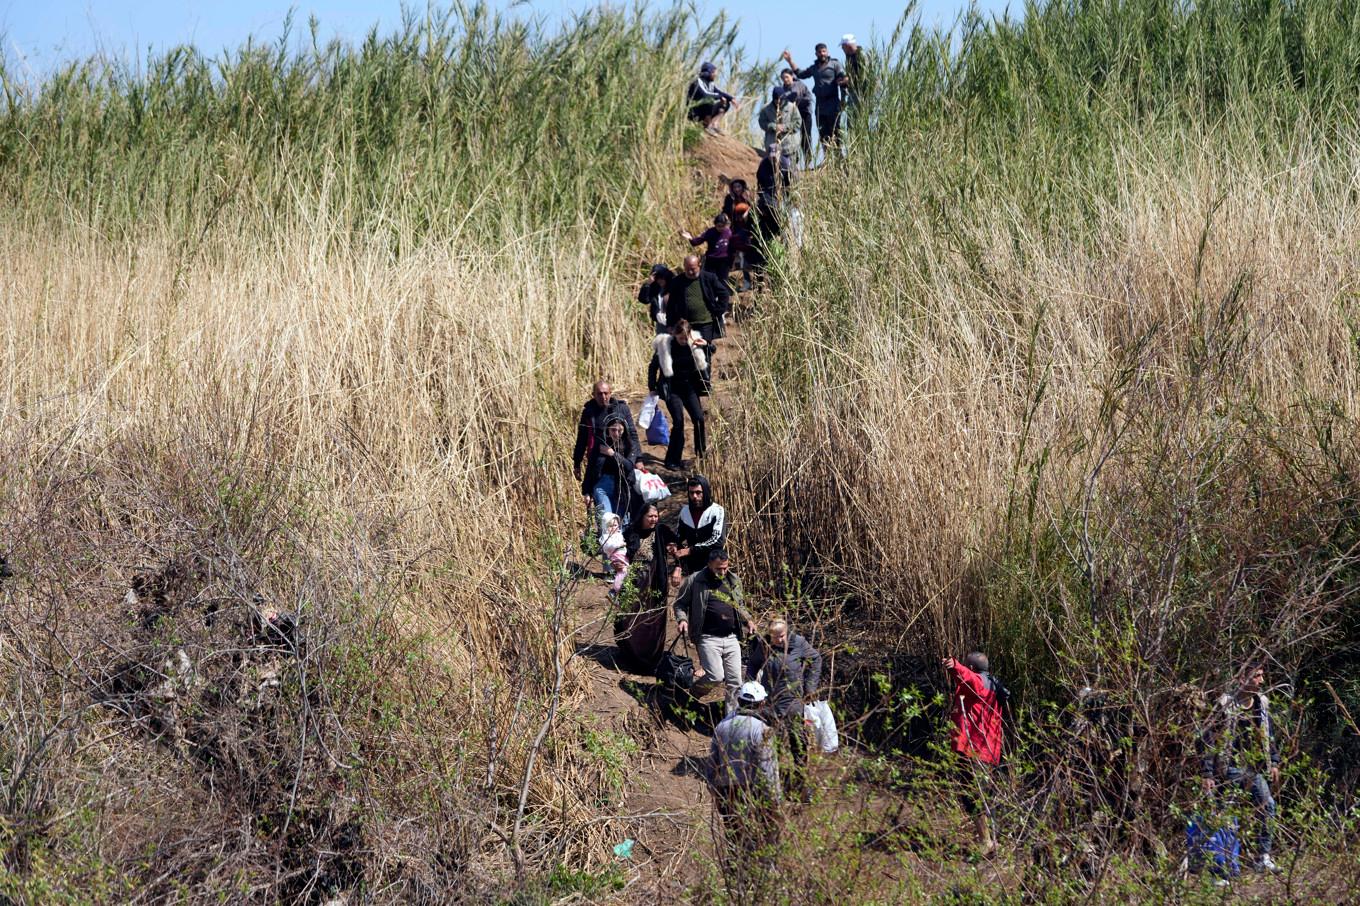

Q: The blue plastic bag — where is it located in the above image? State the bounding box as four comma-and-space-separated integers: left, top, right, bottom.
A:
646, 406, 670, 446
1187, 816, 1240, 878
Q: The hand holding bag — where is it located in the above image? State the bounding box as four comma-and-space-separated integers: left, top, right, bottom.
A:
654, 637, 695, 690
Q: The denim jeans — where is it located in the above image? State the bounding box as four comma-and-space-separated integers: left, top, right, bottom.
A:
1222, 767, 1276, 856
591, 472, 619, 521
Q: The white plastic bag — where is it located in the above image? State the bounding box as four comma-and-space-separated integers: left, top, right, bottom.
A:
804, 700, 839, 754
634, 469, 671, 503
636, 393, 659, 430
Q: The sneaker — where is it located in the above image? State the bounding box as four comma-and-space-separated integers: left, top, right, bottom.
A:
1255, 854, 1281, 873
1212, 878, 1231, 888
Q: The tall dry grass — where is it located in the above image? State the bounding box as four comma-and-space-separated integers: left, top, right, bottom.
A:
712, 0, 1360, 889
0, 4, 734, 900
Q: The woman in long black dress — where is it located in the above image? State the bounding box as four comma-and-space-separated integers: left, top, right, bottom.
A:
613, 504, 674, 669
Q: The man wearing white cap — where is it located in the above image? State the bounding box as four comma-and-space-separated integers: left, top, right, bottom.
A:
838, 34, 871, 129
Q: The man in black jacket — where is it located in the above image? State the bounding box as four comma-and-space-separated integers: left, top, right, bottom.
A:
664, 255, 731, 357
637, 264, 672, 334
572, 380, 640, 488
747, 619, 823, 798
675, 548, 755, 712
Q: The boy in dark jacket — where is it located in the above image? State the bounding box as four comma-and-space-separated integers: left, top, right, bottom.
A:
675, 548, 755, 712
945, 651, 1006, 856
637, 264, 672, 334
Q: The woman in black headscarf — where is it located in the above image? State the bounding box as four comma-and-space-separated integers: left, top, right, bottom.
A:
613, 504, 679, 669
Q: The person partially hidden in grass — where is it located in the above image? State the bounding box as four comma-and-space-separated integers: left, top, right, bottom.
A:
710, 680, 783, 864
687, 61, 736, 134
944, 651, 1007, 857
746, 619, 822, 801
1198, 660, 1282, 874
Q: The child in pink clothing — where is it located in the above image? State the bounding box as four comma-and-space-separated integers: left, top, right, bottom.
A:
599, 513, 629, 593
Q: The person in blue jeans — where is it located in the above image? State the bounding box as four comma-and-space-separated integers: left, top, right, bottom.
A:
1199, 662, 1282, 874
586, 417, 637, 526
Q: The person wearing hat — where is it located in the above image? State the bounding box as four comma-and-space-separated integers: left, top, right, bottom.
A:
757, 86, 802, 163
674, 547, 754, 712
686, 61, 736, 133
637, 264, 673, 334
710, 680, 783, 866
780, 43, 847, 151
711, 680, 782, 803
838, 34, 872, 129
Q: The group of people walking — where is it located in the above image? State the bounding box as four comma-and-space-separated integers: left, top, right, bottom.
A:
687, 35, 872, 168
570, 47, 1290, 883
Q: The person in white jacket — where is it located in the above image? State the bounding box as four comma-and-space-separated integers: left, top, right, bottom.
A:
648, 320, 709, 470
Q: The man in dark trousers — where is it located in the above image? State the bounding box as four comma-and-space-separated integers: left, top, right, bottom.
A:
1199, 661, 1283, 873
637, 264, 672, 334
781, 43, 845, 151
839, 34, 873, 130
675, 547, 754, 713
664, 254, 731, 364
944, 651, 1006, 857
571, 380, 640, 491
747, 618, 822, 800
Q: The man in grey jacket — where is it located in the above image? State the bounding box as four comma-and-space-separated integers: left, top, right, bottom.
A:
711, 681, 782, 866
781, 43, 845, 150
747, 619, 823, 799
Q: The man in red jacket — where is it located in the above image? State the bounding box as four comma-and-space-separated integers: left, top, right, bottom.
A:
944, 651, 1005, 857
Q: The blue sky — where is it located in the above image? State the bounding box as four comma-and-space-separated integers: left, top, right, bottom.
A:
4, 2, 1011, 74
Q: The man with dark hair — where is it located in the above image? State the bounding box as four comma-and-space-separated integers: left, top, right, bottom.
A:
664, 254, 731, 362
687, 61, 736, 133
944, 650, 1006, 857
668, 475, 727, 573
675, 547, 754, 711
758, 86, 802, 164
781, 43, 845, 151
637, 264, 672, 334
1199, 662, 1282, 873
747, 619, 823, 799
779, 69, 813, 162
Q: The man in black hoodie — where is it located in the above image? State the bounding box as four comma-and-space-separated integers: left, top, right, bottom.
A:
572, 380, 640, 492
667, 475, 727, 574
747, 619, 823, 799
637, 264, 672, 334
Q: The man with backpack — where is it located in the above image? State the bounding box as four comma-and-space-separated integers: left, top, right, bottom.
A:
944, 651, 1006, 857
664, 254, 731, 369
747, 619, 822, 800
1198, 661, 1282, 874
